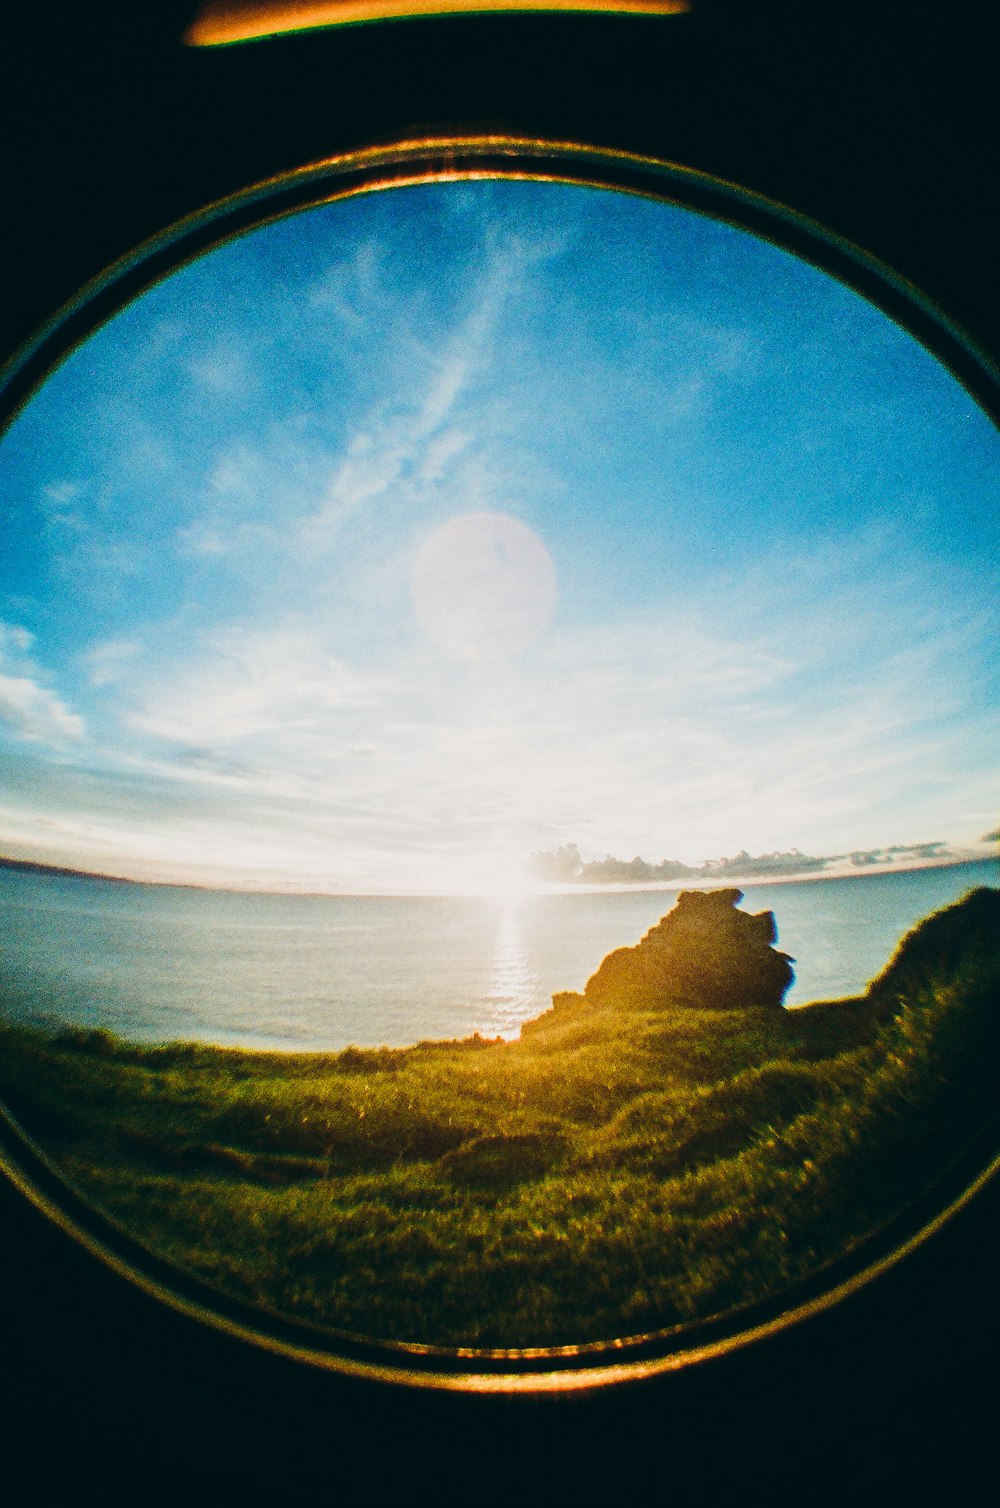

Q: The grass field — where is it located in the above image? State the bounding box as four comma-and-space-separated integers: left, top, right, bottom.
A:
1, 887, 997, 1349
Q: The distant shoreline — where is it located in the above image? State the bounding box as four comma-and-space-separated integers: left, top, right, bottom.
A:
1, 849, 994, 901
0, 855, 134, 886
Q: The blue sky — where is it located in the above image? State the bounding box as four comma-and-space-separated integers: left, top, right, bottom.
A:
1, 179, 997, 891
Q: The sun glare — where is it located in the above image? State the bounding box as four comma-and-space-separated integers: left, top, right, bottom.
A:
464, 857, 538, 906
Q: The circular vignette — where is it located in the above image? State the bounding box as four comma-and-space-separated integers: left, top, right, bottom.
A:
1, 134, 998, 1392
4, 136, 1000, 434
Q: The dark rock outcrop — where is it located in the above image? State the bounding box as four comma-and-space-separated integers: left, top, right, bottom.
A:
576, 888, 795, 1013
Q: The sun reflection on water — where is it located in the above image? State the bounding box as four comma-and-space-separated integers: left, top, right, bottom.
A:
476, 906, 541, 1039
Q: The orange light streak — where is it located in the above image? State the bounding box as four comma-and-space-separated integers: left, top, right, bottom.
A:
185, 0, 691, 48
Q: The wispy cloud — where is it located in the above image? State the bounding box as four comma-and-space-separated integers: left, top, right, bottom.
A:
82, 639, 142, 688
123, 623, 379, 751
299, 244, 533, 548
307, 237, 387, 327
0, 674, 84, 743
0, 624, 84, 744
167, 244, 537, 582
186, 337, 251, 395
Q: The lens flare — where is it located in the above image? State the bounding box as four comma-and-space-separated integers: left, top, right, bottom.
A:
412, 511, 557, 662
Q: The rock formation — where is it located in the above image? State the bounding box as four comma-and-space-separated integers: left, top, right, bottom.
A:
557, 888, 795, 1014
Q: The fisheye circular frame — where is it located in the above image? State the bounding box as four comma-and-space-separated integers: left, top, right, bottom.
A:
1, 135, 998, 1393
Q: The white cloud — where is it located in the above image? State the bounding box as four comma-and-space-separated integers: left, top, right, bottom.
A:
2, 590, 995, 889
0, 623, 85, 744
124, 624, 378, 751
83, 639, 142, 688
0, 673, 84, 743
93, 534, 991, 881
0, 622, 34, 655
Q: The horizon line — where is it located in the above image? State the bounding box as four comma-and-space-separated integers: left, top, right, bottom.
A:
0, 847, 995, 902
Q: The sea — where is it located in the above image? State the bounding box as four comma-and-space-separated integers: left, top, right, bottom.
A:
0, 860, 996, 1052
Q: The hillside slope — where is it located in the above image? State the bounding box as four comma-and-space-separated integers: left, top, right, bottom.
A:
1, 888, 997, 1348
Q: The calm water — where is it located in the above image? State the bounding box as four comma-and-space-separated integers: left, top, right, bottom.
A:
0, 861, 996, 1051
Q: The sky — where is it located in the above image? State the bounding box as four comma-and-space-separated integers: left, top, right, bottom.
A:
0, 179, 997, 893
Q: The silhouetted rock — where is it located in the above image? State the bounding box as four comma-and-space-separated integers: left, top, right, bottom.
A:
582, 889, 795, 1011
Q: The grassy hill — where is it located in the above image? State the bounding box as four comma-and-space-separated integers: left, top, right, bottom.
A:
0, 887, 997, 1350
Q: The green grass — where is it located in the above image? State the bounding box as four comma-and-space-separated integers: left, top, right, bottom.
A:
1, 887, 997, 1349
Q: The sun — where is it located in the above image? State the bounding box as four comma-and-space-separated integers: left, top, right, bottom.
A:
463, 856, 538, 906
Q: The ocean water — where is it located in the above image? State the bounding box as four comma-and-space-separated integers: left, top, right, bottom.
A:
0, 861, 996, 1051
